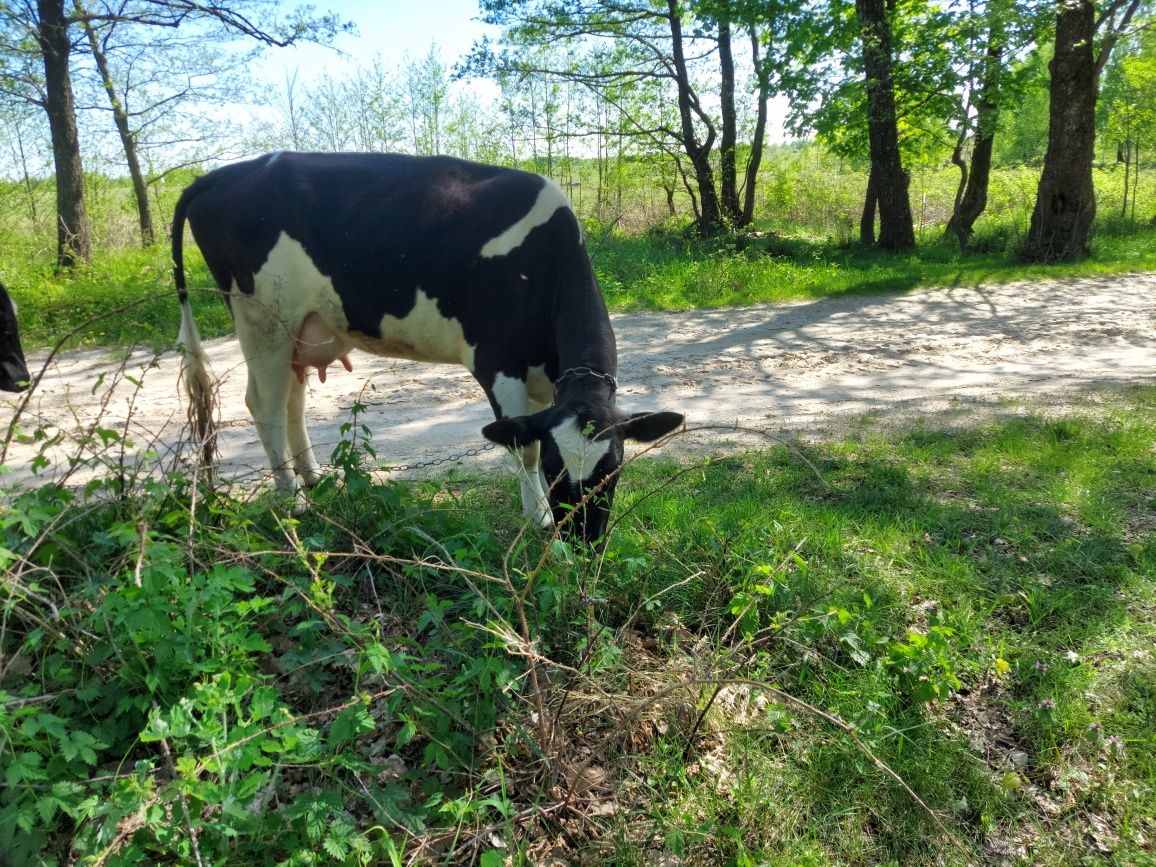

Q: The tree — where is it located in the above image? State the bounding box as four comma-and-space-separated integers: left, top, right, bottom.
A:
1099, 21, 1156, 221
403, 46, 450, 156
472, 0, 776, 235
856, 0, 915, 249
699, 0, 773, 227
944, 1, 1049, 248
72, 0, 261, 247
34, 0, 92, 266
0, 67, 52, 236
255, 50, 503, 164
778, 0, 956, 248
0, 0, 346, 267
1024, 0, 1145, 262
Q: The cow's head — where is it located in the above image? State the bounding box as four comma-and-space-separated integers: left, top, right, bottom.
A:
0, 281, 29, 393
483, 370, 683, 546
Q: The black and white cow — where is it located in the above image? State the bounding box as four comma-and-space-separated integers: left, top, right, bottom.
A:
173, 152, 683, 543
0, 280, 30, 393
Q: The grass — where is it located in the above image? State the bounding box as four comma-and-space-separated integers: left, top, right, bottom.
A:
4, 155, 1156, 351
593, 220, 1156, 312
6, 247, 230, 353
2, 384, 1154, 864
8, 218, 1156, 353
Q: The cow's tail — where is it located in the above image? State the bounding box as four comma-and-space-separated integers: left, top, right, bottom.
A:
172, 187, 218, 473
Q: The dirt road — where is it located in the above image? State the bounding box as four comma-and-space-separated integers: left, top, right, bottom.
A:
3, 273, 1153, 489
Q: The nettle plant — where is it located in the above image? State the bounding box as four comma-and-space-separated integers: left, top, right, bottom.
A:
0, 408, 541, 865
725, 546, 968, 707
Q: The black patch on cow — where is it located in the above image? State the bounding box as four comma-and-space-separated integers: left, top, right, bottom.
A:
0, 279, 29, 392
179, 153, 594, 388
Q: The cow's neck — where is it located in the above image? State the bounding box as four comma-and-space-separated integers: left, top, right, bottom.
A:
551, 269, 617, 382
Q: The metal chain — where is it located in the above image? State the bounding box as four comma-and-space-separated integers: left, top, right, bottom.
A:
384, 440, 499, 473
555, 366, 618, 393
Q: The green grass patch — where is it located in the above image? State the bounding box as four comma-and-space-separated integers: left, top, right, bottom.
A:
593, 221, 1156, 311
7, 247, 230, 352
3, 387, 1154, 864
4, 215, 1156, 351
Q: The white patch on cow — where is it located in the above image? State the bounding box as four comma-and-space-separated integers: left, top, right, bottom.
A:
479, 180, 570, 259
233, 233, 346, 500
525, 364, 552, 408
550, 416, 612, 484
232, 232, 482, 503
491, 372, 528, 419
245, 233, 477, 370
244, 232, 348, 347
367, 288, 475, 370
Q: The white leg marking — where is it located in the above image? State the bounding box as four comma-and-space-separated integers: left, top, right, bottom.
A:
287, 376, 323, 486
479, 181, 570, 259
233, 249, 318, 509
550, 416, 612, 485
243, 343, 303, 507
493, 372, 551, 527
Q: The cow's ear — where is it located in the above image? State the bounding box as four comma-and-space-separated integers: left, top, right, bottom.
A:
483, 415, 543, 448
621, 411, 684, 442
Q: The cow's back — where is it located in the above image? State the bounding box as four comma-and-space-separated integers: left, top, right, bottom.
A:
181, 152, 584, 357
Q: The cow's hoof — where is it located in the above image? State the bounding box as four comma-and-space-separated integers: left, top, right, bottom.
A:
523, 507, 552, 530
272, 480, 308, 515
298, 468, 327, 488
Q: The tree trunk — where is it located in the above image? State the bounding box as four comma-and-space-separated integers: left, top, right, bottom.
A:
667, 0, 722, 235
1132, 138, 1139, 222
78, 8, 155, 247
947, 125, 969, 233
947, 130, 996, 248
718, 11, 741, 227
860, 166, 878, 245
946, 25, 1003, 249
855, 0, 915, 250
1122, 136, 1132, 219
1024, 0, 1096, 262
37, 0, 92, 267
740, 28, 770, 228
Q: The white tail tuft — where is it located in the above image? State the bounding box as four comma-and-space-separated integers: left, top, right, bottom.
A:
178, 298, 217, 473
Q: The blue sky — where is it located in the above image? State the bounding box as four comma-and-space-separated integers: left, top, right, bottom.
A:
254, 0, 500, 88
249, 0, 789, 141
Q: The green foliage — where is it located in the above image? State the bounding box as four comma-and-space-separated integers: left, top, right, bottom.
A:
6, 152, 1156, 351
3, 383, 1156, 862
995, 44, 1052, 166
0, 425, 528, 864
780, 0, 960, 163
608, 395, 1156, 863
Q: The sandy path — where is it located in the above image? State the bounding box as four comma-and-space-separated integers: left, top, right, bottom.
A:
2, 273, 1153, 490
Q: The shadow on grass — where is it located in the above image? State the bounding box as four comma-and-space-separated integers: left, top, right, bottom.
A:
611, 404, 1155, 861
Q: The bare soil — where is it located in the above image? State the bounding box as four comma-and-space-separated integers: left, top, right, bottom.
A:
3, 273, 1154, 489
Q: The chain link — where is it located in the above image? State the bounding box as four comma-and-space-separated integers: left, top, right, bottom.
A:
384, 440, 499, 473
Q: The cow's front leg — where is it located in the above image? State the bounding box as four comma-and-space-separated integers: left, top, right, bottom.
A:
489, 373, 551, 528
244, 350, 305, 511
287, 375, 324, 486
515, 440, 552, 528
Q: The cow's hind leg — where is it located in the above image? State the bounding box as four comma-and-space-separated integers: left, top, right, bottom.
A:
287, 376, 324, 486
235, 309, 305, 510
